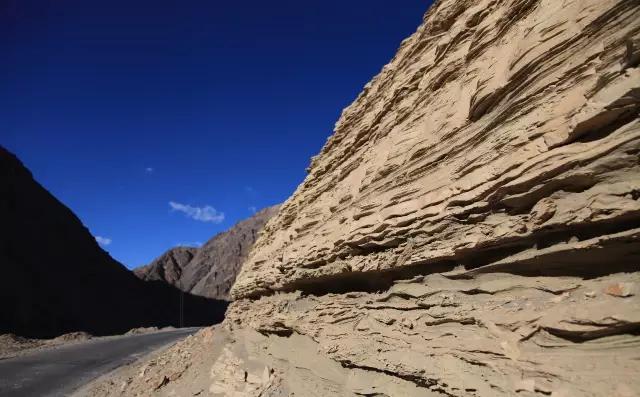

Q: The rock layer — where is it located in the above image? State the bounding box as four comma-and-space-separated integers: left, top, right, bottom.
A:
232, 0, 640, 299
217, 0, 640, 396
220, 273, 639, 396
134, 205, 280, 300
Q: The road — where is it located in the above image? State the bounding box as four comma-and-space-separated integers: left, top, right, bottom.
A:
0, 327, 200, 397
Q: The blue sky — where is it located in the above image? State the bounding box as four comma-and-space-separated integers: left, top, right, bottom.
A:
1, 0, 430, 269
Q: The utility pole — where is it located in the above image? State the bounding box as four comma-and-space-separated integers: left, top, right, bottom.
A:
179, 290, 184, 328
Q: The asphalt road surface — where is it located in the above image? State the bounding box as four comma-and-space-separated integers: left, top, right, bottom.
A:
0, 327, 200, 397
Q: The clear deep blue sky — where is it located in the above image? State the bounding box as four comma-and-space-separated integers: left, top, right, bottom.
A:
1, 0, 430, 268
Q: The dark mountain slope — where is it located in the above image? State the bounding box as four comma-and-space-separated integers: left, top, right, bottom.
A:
0, 147, 226, 338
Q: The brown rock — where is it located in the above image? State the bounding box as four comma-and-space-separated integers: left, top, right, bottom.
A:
133, 205, 280, 300
604, 282, 635, 297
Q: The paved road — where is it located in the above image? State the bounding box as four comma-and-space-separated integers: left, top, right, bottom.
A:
0, 327, 200, 397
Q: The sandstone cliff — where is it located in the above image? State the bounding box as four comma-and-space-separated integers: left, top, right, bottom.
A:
134, 205, 280, 300
219, 0, 640, 395
0, 147, 227, 338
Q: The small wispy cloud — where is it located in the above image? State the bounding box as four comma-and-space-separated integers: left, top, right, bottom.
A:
95, 236, 112, 246
169, 201, 225, 224
248, 206, 257, 214
175, 241, 203, 248
145, 167, 154, 173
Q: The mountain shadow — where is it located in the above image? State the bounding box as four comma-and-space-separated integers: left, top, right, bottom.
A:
0, 146, 227, 339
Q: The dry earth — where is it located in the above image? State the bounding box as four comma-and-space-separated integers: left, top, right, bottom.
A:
0, 332, 92, 360
77, 327, 223, 397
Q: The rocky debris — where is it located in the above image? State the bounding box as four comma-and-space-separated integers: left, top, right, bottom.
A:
125, 327, 160, 336
134, 205, 280, 301
83, 275, 640, 396
0, 331, 93, 359
51, 331, 93, 343
79, 327, 220, 397
0, 334, 46, 359
0, 146, 227, 339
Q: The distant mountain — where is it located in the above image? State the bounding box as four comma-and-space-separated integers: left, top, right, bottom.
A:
135, 205, 280, 300
134, 247, 197, 287
0, 146, 227, 338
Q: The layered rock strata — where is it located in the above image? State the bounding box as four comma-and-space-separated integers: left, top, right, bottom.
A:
215, 0, 640, 396
233, 0, 640, 299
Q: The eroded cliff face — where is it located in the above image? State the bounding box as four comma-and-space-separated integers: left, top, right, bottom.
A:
232, 0, 640, 299
210, 0, 640, 396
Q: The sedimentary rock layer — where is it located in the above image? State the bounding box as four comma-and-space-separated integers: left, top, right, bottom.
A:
214, 0, 640, 396
219, 273, 639, 396
232, 0, 640, 299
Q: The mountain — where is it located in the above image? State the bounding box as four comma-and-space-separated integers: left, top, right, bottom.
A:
134, 247, 197, 287
134, 205, 280, 300
0, 146, 227, 338
213, 0, 639, 395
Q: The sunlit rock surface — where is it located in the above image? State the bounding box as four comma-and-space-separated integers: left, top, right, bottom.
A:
218, 0, 640, 395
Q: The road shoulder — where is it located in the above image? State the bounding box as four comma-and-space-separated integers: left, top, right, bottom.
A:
74, 326, 220, 397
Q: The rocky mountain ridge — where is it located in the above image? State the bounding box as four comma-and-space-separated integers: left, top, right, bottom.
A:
134, 247, 197, 287
134, 205, 280, 300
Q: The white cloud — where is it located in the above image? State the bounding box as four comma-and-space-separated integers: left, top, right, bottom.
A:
175, 241, 203, 248
169, 201, 225, 224
145, 167, 154, 173
248, 206, 257, 213
95, 236, 112, 246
